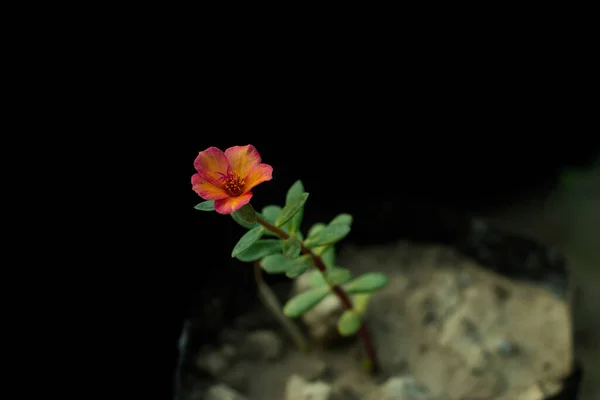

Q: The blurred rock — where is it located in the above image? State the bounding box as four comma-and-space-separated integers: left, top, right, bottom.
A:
285, 374, 332, 400
239, 330, 283, 361
220, 361, 250, 393
331, 368, 380, 400
514, 384, 545, 400
295, 357, 328, 381
539, 379, 563, 397
377, 376, 430, 400
196, 348, 232, 377
205, 384, 249, 400
196, 238, 574, 399
352, 243, 572, 400
221, 344, 237, 359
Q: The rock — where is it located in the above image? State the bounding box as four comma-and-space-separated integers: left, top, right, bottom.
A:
513, 384, 544, 400
220, 361, 250, 393
196, 348, 230, 376
295, 357, 328, 381
348, 241, 571, 400
538, 379, 563, 397
221, 344, 237, 359
205, 384, 249, 400
409, 268, 569, 398
285, 374, 332, 400
240, 330, 283, 361
200, 239, 573, 400
379, 376, 430, 400
332, 368, 380, 400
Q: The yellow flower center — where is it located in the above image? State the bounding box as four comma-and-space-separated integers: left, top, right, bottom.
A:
223, 171, 245, 196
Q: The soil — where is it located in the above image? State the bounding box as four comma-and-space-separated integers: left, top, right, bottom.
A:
183, 237, 572, 400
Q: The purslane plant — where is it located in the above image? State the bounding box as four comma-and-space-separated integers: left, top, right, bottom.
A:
191, 144, 389, 373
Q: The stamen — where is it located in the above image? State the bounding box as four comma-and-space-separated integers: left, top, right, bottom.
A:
222, 171, 245, 196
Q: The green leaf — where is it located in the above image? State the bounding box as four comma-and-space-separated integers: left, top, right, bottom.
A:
283, 286, 330, 317
231, 211, 259, 229
307, 267, 351, 287
282, 237, 301, 259
344, 273, 389, 294
320, 246, 335, 267
307, 223, 326, 238
325, 267, 352, 285
330, 213, 353, 227
308, 270, 327, 287
286, 264, 309, 278
260, 254, 296, 274
231, 226, 265, 258
261, 205, 282, 224
236, 240, 282, 262
353, 293, 372, 315
231, 211, 278, 237
337, 309, 361, 336
286, 180, 305, 202
194, 200, 215, 211
276, 193, 309, 227
284, 180, 305, 234
232, 204, 257, 225
304, 223, 350, 247
313, 246, 327, 256
285, 255, 312, 278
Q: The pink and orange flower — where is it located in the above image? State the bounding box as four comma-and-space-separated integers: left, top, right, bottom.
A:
192, 145, 273, 214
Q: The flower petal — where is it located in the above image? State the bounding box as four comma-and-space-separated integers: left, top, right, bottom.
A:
214, 192, 253, 214
192, 173, 229, 200
194, 147, 229, 183
244, 164, 273, 192
225, 145, 261, 178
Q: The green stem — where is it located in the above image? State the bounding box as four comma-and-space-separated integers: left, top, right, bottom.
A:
256, 216, 380, 374
253, 260, 309, 352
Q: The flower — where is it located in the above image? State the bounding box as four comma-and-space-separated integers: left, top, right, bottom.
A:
192, 145, 273, 214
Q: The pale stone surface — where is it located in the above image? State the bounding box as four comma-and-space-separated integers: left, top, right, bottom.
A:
512, 384, 544, 400
331, 368, 380, 400
363, 245, 571, 400
285, 374, 332, 400
196, 348, 232, 376
376, 376, 431, 400
240, 330, 283, 361
205, 384, 249, 400
220, 361, 250, 393
200, 240, 572, 400
378, 264, 570, 399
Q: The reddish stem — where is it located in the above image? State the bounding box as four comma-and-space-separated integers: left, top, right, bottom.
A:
256, 216, 380, 374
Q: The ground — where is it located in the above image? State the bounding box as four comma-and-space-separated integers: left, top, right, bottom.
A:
189, 238, 571, 400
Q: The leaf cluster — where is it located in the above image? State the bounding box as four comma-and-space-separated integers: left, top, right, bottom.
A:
194, 180, 389, 337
